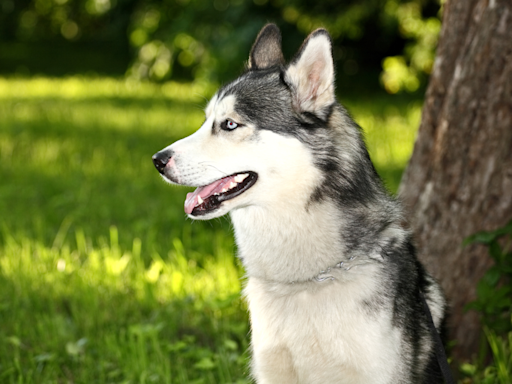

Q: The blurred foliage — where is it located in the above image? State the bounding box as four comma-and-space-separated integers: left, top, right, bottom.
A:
0, 0, 135, 42
380, 0, 442, 93
459, 324, 512, 384
464, 219, 512, 336
461, 220, 512, 383
0, 0, 441, 90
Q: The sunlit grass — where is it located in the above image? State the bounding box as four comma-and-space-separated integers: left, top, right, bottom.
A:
0, 76, 421, 383
0, 77, 216, 102
0, 228, 249, 383
354, 103, 421, 169
343, 96, 422, 192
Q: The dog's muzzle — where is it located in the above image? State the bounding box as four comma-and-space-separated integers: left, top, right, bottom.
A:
152, 149, 173, 174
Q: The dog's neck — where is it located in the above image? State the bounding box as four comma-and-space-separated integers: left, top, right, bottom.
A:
230, 198, 405, 285
231, 200, 363, 284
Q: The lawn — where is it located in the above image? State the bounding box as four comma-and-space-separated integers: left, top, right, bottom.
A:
0, 76, 422, 383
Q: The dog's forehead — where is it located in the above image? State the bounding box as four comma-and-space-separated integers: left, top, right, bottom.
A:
205, 71, 285, 116
205, 93, 237, 119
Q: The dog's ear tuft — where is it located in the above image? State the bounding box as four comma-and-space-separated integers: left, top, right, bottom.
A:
248, 24, 285, 70
284, 29, 335, 117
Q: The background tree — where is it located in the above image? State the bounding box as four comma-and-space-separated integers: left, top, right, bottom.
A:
399, 0, 512, 361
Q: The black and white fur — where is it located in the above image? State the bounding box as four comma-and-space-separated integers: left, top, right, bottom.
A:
152, 24, 447, 384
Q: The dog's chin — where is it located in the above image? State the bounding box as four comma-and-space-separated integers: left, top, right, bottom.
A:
187, 192, 255, 220
187, 205, 230, 220
159, 173, 178, 185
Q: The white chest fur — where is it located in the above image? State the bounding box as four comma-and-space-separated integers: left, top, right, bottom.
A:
244, 273, 403, 384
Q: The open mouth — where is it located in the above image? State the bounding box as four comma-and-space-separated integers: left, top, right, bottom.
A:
184, 171, 258, 216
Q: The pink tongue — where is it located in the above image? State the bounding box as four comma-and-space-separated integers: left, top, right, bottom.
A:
184, 175, 237, 214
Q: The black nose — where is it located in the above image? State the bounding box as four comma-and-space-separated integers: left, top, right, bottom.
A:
152, 149, 172, 174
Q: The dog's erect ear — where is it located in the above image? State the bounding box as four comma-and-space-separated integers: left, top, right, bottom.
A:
248, 24, 285, 70
284, 29, 335, 117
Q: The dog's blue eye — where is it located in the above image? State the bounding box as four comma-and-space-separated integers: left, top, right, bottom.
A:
222, 119, 238, 131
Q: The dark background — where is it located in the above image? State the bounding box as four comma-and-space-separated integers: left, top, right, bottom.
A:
0, 0, 441, 93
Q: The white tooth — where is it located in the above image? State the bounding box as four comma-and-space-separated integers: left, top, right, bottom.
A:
229, 182, 237, 189
234, 173, 249, 183
221, 187, 228, 193
197, 196, 203, 205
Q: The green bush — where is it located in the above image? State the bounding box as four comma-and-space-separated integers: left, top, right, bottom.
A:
459, 220, 512, 383
459, 325, 512, 384
1, 0, 441, 89
464, 220, 512, 335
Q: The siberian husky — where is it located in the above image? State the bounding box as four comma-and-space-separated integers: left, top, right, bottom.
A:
152, 24, 447, 384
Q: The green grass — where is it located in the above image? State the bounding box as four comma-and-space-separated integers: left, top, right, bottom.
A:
0, 76, 422, 383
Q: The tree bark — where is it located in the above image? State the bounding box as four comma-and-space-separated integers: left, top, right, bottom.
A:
399, 0, 512, 361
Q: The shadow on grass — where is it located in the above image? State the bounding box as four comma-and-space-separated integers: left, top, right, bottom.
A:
0, 96, 231, 260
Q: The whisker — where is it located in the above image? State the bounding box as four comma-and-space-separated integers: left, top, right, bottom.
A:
199, 162, 229, 176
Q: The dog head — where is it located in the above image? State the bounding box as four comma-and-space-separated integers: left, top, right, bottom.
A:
153, 24, 337, 220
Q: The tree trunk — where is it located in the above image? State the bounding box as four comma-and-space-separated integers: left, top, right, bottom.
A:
399, 0, 512, 361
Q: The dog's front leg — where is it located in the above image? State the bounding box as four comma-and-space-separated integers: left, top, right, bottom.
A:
252, 345, 298, 384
